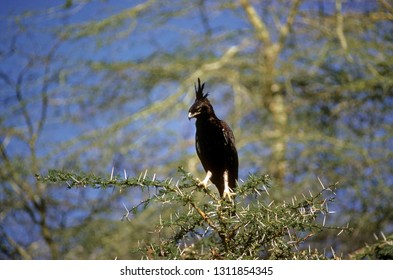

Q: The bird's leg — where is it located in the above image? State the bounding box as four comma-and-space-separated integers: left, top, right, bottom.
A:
222, 170, 236, 201
198, 170, 212, 188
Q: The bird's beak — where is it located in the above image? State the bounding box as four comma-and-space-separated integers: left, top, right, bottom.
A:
188, 112, 195, 120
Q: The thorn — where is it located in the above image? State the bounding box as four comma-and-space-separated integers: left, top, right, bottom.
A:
337, 228, 344, 236
323, 215, 326, 226
110, 166, 114, 181
143, 169, 148, 181
331, 246, 336, 259
122, 202, 131, 222
122, 202, 129, 213
287, 228, 292, 240
123, 169, 128, 180
152, 173, 156, 183
175, 184, 183, 196
381, 231, 387, 241
330, 182, 338, 195
317, 176, 326, 189
70, 175, 80, 183
262, 184, 270, 196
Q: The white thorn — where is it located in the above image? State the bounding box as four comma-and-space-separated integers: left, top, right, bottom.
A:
110, 166, 114, 181
262, 184, 270, 196
143, 169, 148, 180
123, 169, 127, 180
331, 246, 336, 259
317, 176, 326, 189
122, 202, 129, 213
381, 231, 387, 241
321, 198, 327, 207
70, 175, 80, 183
175, 184, 183, 196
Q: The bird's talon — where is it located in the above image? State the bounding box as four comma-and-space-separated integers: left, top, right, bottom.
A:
222, 190, 236, 202
196, 178, 208, 189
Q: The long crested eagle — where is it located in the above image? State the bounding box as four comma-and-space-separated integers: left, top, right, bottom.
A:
188, 78, 238, 200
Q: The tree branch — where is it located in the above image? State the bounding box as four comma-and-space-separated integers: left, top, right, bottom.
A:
277, 0, 302, 51
239, 0, 271, 45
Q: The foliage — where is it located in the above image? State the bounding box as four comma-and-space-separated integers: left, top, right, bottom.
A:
38, 168, 347, 259
349, 233, 393, 260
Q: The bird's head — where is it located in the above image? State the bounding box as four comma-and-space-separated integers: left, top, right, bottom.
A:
188, 78, 214, 120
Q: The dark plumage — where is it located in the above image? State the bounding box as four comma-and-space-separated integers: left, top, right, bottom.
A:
188, 78, 238, 200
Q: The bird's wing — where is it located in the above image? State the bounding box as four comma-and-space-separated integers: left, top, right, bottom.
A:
220, 120, 236, 148
220, 120, 239, 182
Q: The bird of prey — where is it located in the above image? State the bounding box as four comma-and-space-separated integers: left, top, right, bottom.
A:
188, 78, 238, 201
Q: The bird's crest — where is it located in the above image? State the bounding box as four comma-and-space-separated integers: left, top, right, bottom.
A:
195, 78, 209, 100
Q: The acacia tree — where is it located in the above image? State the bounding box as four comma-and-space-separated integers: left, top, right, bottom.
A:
38, 168, 348, 259
1, 0, 392, 259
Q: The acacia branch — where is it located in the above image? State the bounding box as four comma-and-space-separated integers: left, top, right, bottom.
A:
335, 0, 348, 51
277, 0, 302, 52
36, 39, 62, 138
15, 60, 34, 139
239, 0, 271, 45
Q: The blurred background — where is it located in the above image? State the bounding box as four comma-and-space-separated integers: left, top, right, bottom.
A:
0, 0, 392, 259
